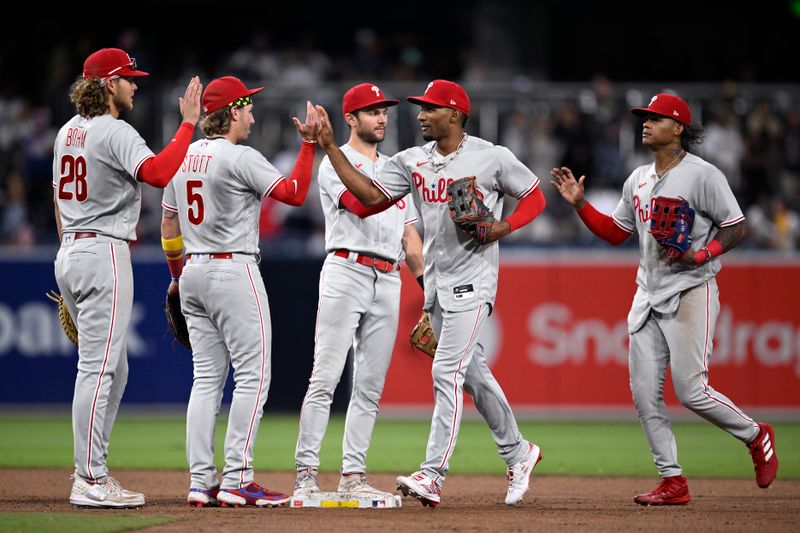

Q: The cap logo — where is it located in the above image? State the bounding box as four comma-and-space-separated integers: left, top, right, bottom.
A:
650, 96, 658, 105
450, 99, 456, 105
673, 110, 680, 116
371, 85, 381, 98
425, 82, 434, 94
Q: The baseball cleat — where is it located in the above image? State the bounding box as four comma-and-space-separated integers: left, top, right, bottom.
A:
505, 441, 543, 505
69, 474, 146, 508
294, 466, 320, 496
217, 482, 289, 507
748, 422, 779, 488
634, 475, 691, 506
396, 471, 441, 507
187, 485, 220, 507
338, 472, 393, 497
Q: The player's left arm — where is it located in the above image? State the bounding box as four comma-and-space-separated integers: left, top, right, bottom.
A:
402, 223, 425, 288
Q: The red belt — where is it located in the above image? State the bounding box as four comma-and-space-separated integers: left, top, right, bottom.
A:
74, 232, 97, 240
186, 253, 234, 260
334, 249, 398, 273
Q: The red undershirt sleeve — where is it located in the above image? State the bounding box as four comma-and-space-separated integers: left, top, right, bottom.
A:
267, 141, 316, 206
506, 188, 546, 232
576, 201, 632, 245
137, 122, 195, 188
339, 190, 399, 218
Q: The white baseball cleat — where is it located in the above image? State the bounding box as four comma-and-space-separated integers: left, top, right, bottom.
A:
294, 467, 320, 495
69, 474, 146, 508
338, 472, 393, 497
396, 470, 442, 507
505, 441, 542, 506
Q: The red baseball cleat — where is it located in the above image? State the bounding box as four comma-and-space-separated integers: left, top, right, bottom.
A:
187, 485, 219, 507
634, 475, 691, 506
217, 482, 289, 507
748, 422, 778, 488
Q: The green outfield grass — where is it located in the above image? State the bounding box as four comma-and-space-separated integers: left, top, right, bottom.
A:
0, 513, 174, 533
0, 415, 797, 479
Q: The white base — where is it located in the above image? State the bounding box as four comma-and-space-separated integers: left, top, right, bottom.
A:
290, 491, 402, 509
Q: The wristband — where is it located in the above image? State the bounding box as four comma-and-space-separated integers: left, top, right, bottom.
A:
161, 235, 184, 252
302, 138, 318, 144
693, 239, 723, 265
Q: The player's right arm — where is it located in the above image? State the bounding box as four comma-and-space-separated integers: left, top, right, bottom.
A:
315, 105, 388, 206
53, 188, 63, 241
550, 166, 631, 245
160, 182, 183, 293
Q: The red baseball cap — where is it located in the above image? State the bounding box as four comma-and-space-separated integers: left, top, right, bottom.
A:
83, 48, 148, 78
202, 76, 264, 114
342, 83, 399, 116
631, 93, 692, 125
407, 80, 470, 116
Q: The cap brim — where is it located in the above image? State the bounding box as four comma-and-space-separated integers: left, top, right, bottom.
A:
348, 99, 399, 114
248, 87, 265, 97
407, 95, 438, 107
117, 68, 149, 77
631, 107, 675, 120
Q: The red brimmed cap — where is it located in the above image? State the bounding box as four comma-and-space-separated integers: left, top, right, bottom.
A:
407, 79, 470, 116
631, 93, 692, 125
83, 48, 149, 78
342, 83, 399, 116
202, 76, 264, 114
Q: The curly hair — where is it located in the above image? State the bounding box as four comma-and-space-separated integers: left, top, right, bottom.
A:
69, 77, 109, 118
681, 123, 705, 152
201, 108, 232, 136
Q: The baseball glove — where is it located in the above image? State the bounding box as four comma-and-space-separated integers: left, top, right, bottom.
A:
446, 176, 495, 245
164, 285, 191, 350
410, 311, 437, 358
46, 290, 78, 346
650, 196, 696, 263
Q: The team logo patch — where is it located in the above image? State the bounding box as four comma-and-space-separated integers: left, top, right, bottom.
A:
453, 284, 475, 300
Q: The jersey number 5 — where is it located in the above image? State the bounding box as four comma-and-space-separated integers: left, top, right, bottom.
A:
58, 155, 88, 201
187, 180, 205, 225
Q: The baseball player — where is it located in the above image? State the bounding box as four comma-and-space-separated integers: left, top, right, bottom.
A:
160, 76, 319, 508
314, 80, 548, 507
550, 93, 779, 505
293, 83, 424, 499
54, 48, 201, 508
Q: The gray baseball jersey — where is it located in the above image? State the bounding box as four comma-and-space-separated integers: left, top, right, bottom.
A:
373, 134, 539, 485
53, 114, 154, 241
163, 137, 284, 491
610, 152, 745, 333
53, 113, 153, 485
612, 152, 757, 479
161, 138, 284, 253
375, 135, 539, 312
295, 144, 416, 477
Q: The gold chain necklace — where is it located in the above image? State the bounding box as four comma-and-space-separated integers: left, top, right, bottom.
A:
655, 149, 685, 178
428, 133, 468, 173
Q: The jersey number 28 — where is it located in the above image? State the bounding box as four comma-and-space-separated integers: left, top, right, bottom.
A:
58, 155, 88, 201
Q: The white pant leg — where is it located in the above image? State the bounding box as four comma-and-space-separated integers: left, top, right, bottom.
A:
341, 269, 401, 473
182, 263, 230, 490
57, 240, 132, 483
629, 313, 681, 478
295, 259, 371, 469
420, 298, 490, 483
463, 333, 526, 467
661, 280, 759, 443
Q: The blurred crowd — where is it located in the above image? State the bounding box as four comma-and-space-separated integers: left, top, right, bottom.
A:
1, 31, 798, 255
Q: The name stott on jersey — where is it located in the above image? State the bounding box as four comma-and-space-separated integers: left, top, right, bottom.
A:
375, 135, 539, 311
611, 152, 745, 332
53, 114, 155, 241
162, 138, 284, 253
319, 144, 417, 261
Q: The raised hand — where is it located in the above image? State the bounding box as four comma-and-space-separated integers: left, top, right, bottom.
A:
179, 76, 202, 125
314, 105, 336, 151
292, 101, 320, 141
550, 166, 586, 208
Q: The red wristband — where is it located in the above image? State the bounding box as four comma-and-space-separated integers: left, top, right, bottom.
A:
694, 239, 723, 265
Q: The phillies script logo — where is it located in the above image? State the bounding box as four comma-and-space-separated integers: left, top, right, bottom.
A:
632, 195, 657, 223
413, 172, 454, 204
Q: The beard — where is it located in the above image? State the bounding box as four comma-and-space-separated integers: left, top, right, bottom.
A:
357, 128, 384, 144
112, 93, 132, 113
422, 132, 434, 142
